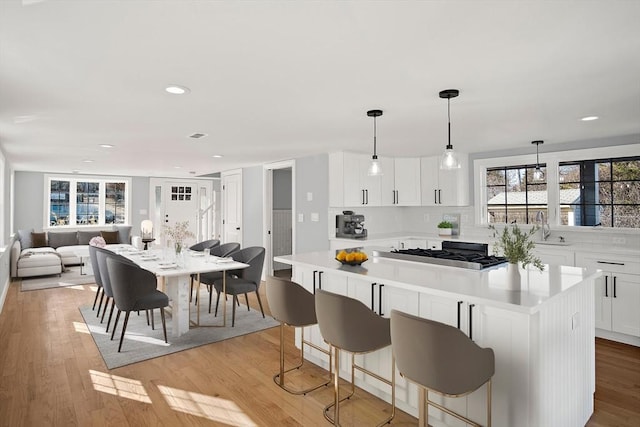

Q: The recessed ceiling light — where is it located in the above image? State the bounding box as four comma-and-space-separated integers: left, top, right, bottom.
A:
165, 85, 190, 95
212, 155, 223, 158
581, 116, 599, 121
99, 144, 114, 148
173, 166, 182, 169
83, 159, 94, 163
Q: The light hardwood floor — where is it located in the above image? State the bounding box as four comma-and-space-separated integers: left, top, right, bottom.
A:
0, 279, 638, 426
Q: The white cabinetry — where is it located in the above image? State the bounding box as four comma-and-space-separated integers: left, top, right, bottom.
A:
420, 154, 469, 206
329, 152, 420, 207
575, 252, 640, 342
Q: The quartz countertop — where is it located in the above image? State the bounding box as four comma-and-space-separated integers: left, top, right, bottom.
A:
275, 248, 601, 315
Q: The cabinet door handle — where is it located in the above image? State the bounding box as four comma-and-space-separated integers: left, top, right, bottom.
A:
438, 189, 442, 204
457, 301, 463, 329
318, 271, 323, 290
604, 276, 608, 297
312, 270, 318, 294
597, 261, 625, 266
361, 189, 365, 205
365, 189, 369, 204
468, 304, 475, 341
613, 276, 617, 298
395, 190, 399, 204
378, 284, 384, 316
370, 283, 377, 311
434, 189, 437, 204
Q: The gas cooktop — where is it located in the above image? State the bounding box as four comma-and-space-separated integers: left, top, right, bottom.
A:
373, 241, 508, 270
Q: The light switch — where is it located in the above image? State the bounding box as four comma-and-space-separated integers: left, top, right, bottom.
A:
298, 213, 304, 222
307, 192, 313, 201
311, 213, 319, 222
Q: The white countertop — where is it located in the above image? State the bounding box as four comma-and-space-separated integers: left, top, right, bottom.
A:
275, 248, 601, 315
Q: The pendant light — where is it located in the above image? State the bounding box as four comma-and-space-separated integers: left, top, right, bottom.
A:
367, 109, 383, 176
532, 140, 544, 181
439, 89, 461, 170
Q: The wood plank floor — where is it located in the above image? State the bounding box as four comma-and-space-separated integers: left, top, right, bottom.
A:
1, 279, 639, 426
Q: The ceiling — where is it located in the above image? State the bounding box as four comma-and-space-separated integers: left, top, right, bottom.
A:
1, 0, 639, 178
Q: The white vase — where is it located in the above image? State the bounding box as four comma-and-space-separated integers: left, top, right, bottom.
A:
506, 262, 521, 291
438, 228, 452, 237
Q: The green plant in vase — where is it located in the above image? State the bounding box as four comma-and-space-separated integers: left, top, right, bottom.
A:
437, 220, 454, 236
490, 224, 544, 271
163, 221, 195, 255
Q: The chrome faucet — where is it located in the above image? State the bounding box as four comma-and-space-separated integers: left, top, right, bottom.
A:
535, 211, 551, 241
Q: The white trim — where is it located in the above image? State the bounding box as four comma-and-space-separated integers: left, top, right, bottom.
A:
263, 160, 295, 276
474, 143, 640, 227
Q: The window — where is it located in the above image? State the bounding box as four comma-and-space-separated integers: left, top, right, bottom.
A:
486, 164, 547, 224
47, 176, 129, 227
559, 156, 640, 228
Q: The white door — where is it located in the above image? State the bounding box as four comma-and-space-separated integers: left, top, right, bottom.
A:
222, 170, 242, 245
163, 182, 198, 247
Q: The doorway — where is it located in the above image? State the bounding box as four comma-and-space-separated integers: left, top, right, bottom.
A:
264, 161, 295, 278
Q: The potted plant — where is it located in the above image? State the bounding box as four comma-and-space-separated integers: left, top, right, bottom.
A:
490, 224, 544, 290
437, 220, 454, 236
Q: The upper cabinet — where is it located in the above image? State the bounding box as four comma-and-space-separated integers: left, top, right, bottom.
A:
330, 152, 420, 207
420, 154, 470, 206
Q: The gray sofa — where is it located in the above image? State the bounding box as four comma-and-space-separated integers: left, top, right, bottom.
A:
11, 226, 136, 278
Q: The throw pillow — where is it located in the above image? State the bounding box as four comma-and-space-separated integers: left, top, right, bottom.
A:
78, 230, 101, 245
100, 230, 119, 244
112, 225, 132, 244
31, 232, 47, 248
48, 231, 78, 249
18, 229, 34, 249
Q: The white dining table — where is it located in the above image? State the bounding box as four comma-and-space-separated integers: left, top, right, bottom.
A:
109, 245, 248, 337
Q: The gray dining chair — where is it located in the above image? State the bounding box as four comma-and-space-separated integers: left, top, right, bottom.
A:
315, 289, 395, 426
197, 242, 241, 312
266, 275, 332, 395
88, 245, 106, 317
189, 239, 220, 252
390, 309, 495, 427
211, 246, 265, 327
106, 256, 169, 352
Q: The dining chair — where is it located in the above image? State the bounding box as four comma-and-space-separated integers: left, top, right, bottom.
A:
88, 245, 106, 317
197, 242, 241, 311
315, 289, 395, 426
106, 256, 169, 352
266, 275, 332, 394
390, 309, 495, 427
212, 246, 265, 327
189, 239, 220, 252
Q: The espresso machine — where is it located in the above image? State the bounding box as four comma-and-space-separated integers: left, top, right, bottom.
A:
336, 211, 367, 239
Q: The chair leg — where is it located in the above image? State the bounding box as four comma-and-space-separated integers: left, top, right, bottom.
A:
160, 308, 168, 344
111, 310, 121, 340
100, 297, 110, 323
105, 301, 116, 333
146, 310, 150, 326
214, 291, 221, 316
244, 293, 250, 310
150, 309, 155, 330
92, 286, 101, 310
418, 388, 427, 427
232, 295, 237, 327
255, 291, 265, 318
118, 311, 131, 352
96, 289, 105, 317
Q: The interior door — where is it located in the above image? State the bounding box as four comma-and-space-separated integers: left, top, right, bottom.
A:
163, 182, 198, 246
222, 171, 242, 245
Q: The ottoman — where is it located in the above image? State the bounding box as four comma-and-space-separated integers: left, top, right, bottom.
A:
16, 248, 63, 278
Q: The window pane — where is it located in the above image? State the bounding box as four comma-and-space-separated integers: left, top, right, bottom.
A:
612, 181, 640, 204
105, 182, 126, 224
596, 161, 611, 181
614, 205, 640, 228
76, 181, 100, 224
487, 169, 506, 186
50, 180, 70, 225
559, 164, 580, 184
487, 186, 505, 204
612, 160, 640, 180
506, 168, 526, 192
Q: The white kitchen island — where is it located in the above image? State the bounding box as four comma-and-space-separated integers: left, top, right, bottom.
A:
275, 249, 599, 427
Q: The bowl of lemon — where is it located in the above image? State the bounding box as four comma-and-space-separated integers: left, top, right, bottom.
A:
335, 249, 368, 266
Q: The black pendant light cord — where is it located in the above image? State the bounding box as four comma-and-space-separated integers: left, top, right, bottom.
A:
373, 115, 378, 159
447, 97, 452, 150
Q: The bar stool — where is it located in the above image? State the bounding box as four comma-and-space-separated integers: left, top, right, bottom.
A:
265, 276, 332, 394
390, 309, 495, 427
314, 289, 395, 426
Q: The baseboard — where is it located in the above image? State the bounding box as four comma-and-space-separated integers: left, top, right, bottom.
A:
596, 329, 640, 347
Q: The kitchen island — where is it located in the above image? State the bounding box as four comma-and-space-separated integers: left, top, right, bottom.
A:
275, 249, 599, 427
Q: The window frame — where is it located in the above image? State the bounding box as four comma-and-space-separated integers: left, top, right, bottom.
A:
44, 174, 131, 229
474, 143, 640, 230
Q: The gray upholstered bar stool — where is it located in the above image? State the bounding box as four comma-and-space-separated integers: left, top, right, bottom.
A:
265, 276, 332, 394
390, 309, 495, 427
315, 289, 395, 426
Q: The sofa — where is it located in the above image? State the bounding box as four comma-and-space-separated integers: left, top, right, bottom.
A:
11, 226, 139, 278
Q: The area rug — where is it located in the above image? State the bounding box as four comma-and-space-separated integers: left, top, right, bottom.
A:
21, 267, 95, 291
79, 292, 278, 370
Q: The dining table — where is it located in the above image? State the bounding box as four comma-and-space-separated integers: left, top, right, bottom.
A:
108, 245, 248, 337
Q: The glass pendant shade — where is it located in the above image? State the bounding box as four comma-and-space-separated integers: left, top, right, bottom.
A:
368, 156, 382, 176
533, 166, 544, 181
440, 145, 461, 169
